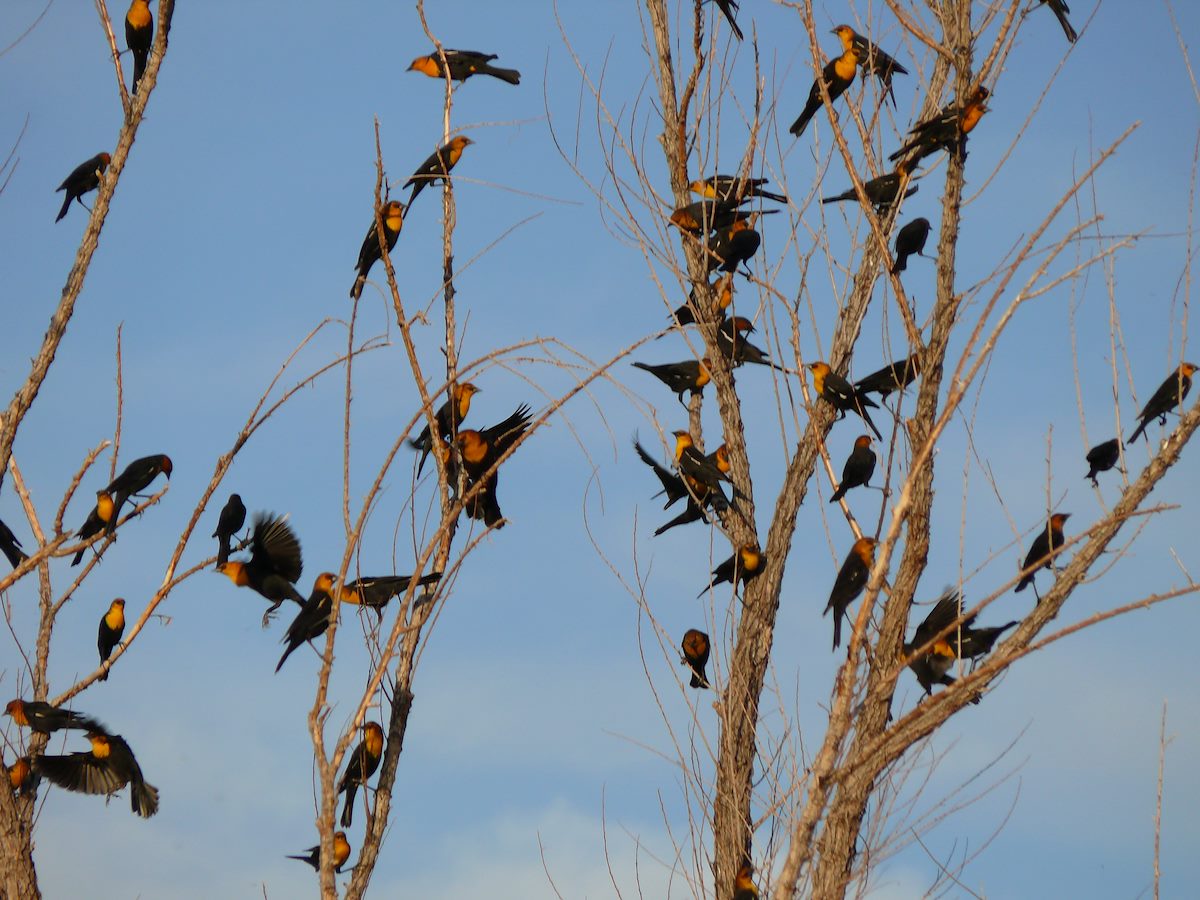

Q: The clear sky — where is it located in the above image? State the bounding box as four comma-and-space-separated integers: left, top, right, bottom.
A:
2, 1, 1198, 897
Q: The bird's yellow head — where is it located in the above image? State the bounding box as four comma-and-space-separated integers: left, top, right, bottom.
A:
449, 136, 473, 151
364, 721, 384, 756
407, 55, 440, 77
159, 455, 173, 478
97, 153, 112, 171
3, 700, 25, 723
713, 445, 731, 473
7, 756, 31, 790
457, 430, 487, 465
86, 733, 111, 758
853, 435, 872, 451
852, 536, 877, 564
740, 545, 763, 571
111, 597, 126, 612
1050, 513, 1071, 530
931, 639, 956, 661
831, 24, 854, 45
808, 362, 831, 390
218, 560, 249, 586
313, 572, 336, 595
1181, 362, 1198, 378
672, 431, 694, 458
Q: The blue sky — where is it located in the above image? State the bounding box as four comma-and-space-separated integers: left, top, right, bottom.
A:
2, 0, 1199, 897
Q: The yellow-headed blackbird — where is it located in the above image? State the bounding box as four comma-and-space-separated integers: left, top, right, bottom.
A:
405, 136, 473, 205
889, 87, 989, 166
633, 359, 710, 406
339, 571, 443, 619
832, 25, 908, 106
97, 598, 126, 681
71, 491, 116, 566
825, 537, 876, 649
457, 405, 533, 481
55, 152, 110, 223
906, 589, 1014, 698
891, 217, 931, 274
790, 48, 860, 137
708, 0, 743, 41
1041, 0, 1078, 43
350, 200, 405, 300
717, 316, 777, 368
633, 438, 690, 508
410, 382, 480, 474
1015, 512, 1070, 594
0, 517, 26, 569
276, 573, 337, 673
701, 544, 764, 597
681, 628, 711, 689
339, 721, 385, 827
103, 453, 172, 534
7, 755, 37, 795
690, 175, 786, 205
218, 512, 305, 625
407, 49, 521, 85
830, 435, 875, 503
1085, 439, 1121, 486
125, 0, 152, 93
5, 699, 100, 735
1128, 363, 1197, 443
733, 863, 759, 899
34, 728, 159, 817
672, 273, 734, 328
674, 431, 733, 504
212, 493, 247, 567
288, 831, 352, 873
821, 170, 916, 210
707, 221, 761, 275
455, 405, 533, 528
854, 354, 922, 398
670, 199, 769, 235
808, 362, 882, 440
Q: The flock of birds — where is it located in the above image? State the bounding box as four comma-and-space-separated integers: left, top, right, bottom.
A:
7, 0, 1195, 893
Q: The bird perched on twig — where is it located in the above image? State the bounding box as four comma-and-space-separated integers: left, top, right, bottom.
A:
825, 537, 876, 649
1127, 363, 1197, 443
350, 200, 405, 300
124, 0, 152, 93
407, 48, 520, 85
830, 435, 875, 503
701, 545, 764, 597
831, 25, 907, 106
808, 362, 883, 440
405, 136, 474, 206
55, 152, 111, 223
288, 832, 351, 873
212, 493, 247, 567
821, 170, 917, 212
891, 217, 931, 274
339, 722, 385, 827
1015, 513, 1070, 595
1085, 439, 1120, 486
790, 48, 861, 137
409, 382, 480, 474
681, 629, 711, 689
97, 599, 126, 681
